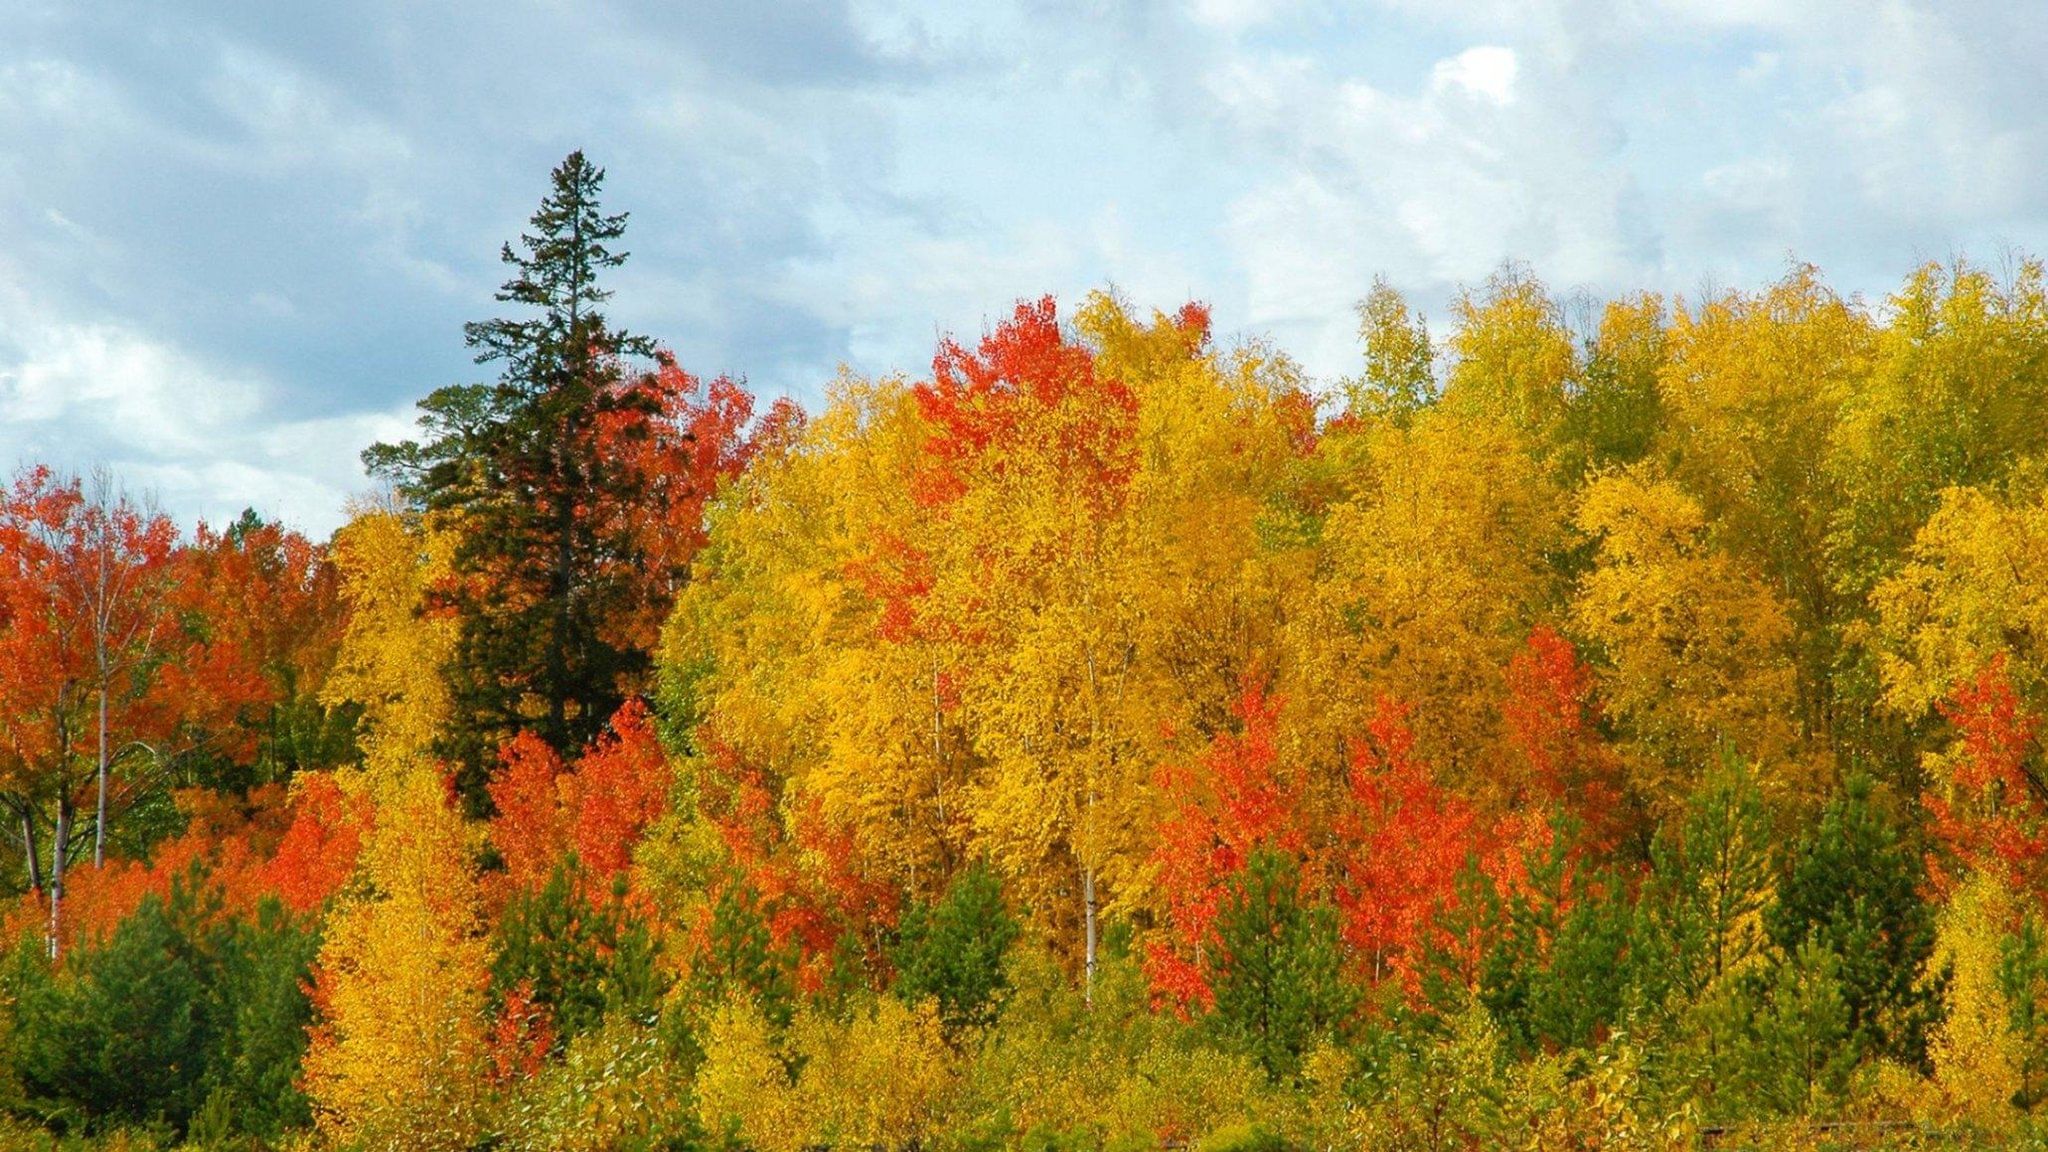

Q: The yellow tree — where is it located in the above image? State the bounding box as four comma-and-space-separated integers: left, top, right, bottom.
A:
1439, 263, 1577, 457
303, 504, 492, 1149
1831, 259, 2048, 602
1572, 466, 1806, 810
1290, 407, 1563, 787
1656, 266, 1874, 751
913, 296, 1164, 994
1870, 484, 2048, 722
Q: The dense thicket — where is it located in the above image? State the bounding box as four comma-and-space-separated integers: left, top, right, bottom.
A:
3, 156, 2048, 1149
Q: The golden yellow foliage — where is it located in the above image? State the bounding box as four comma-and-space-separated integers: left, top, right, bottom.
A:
321, 503, 458, 791
300, 769, 491, 1151
791, 997, 957, 1149
693, 997, 805, 1152
1924, 872, 2025, 1131
1573, 466, 1806, 806
1871, 483, 2048, 719
1296, 409, 1562, 784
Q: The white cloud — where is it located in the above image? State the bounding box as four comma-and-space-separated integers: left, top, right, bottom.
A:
11, 0, 2048, 534
1430, 46, 1518, 106
0, 261, 409, 536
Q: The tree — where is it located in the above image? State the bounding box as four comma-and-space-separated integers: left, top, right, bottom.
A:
300, 771, 492, 1151
14, 875, 215, 1132
1439, 263, 1576, 454
490, 857, 666, 1051
1572, 465, 1806, 810
1332, 698, 1481, 994
892, 861, 1022, 1034
366, 151, 674, 805
0, 466, 178, 955
1145, 684, 1304, 1011
1344, 277, 1434, 424
1766, 776, 1942, 1069
1205, 847, 1354, 1081
1633, 752, 1775, 1010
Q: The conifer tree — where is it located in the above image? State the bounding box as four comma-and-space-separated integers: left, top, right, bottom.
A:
1766, 776, 1943, 1068
366, 151, 665, 805
892, 861, 1021, 1034
1206, 848, 1354, 1080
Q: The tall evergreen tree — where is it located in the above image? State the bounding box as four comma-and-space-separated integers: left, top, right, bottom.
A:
366, 151, 667, 804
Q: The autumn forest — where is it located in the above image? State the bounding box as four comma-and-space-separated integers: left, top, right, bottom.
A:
6, 152, 2048, 1151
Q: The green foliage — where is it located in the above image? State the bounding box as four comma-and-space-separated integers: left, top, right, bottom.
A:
8, 876, 317, 1143
1739, 938, 1858, 1117
2002, 909, 2048, 1110
1476, 823, 1635, 1056
1205, 849, 1355, 1081
192, 897, 322, 1141
892, 862, 1021, 1034
690, 879, 796, 1031
1766, 776, 1943, 1068
491, 857, 668, 1049
365, 150, 664, 805
1632, 753, 1774, 1010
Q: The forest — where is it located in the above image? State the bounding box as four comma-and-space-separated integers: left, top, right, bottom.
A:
2, 151, 2047, 1151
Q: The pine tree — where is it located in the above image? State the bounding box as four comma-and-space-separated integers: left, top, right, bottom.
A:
1766, 775, 1943, 1068
892, 861, 1021, 1034
365, 151, 665, 807
1206, 848, 1355, 1080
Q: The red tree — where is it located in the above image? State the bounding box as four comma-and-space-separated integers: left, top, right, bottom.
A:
1144, 684, 1303, 1011
1333, 698, 1482, 993
1930, 655, 2048, 896
1503, 625, 1628, 852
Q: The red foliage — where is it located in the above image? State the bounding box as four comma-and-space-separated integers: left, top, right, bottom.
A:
1503, 626, 1628, 851
563, 698, 669, 882
844, 532, 935, 644
1144, 683, 1303, 1011
164, 518, 343, 767
488, 699, 672, 901
488, 979, 556, 1085
262, 772, 372, 915
1930, 655, 2048, 896
488, 732, 570, 896
688, 731, 900, 992
912, 296, 1139, 509
21, 781, 350, 959
0, 467, 178, 851
1333, 697, 1482, 993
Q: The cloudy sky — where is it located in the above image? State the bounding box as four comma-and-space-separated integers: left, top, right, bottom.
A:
4, 1, 2046, 535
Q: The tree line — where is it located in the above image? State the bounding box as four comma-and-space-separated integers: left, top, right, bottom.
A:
0, 151, 2046, 1149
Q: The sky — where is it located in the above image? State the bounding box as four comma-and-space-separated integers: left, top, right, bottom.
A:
4, 0, 2047, 537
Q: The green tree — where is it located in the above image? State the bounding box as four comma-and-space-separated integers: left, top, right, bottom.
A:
1742, 939, 1857, 1117
365, 150, 664, 806
192, 896, 322, 1143
1475, 819, 1633, 1055
1205, 848, 1354, 1080
892, 861, 1022, 1034
491, 856, 667, 1051
14, 875, 217, 1133
1766, 776, 1942, 1068
1632, 751, 1774, 1010
690, 879, 797, 1031
1346, 277, 1435, 425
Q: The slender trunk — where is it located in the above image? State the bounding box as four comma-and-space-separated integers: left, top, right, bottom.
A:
19, 808, 41, 894
94, 680, 108, 867
1082, 865, 1098, 1008
549, 439, 575, 745
48, 794, 70, 960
